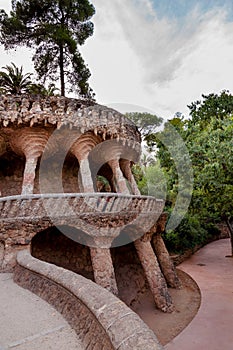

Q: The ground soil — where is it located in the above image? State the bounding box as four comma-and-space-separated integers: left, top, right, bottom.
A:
130, 269, 201, 345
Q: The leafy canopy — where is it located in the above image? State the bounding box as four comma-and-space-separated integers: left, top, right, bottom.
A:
0, 0, 95, 98
154, 91, 233, 253
125, 112, 163, 137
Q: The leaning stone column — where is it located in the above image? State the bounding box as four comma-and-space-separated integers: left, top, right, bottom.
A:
134, 236, 174, 312
79, 157, 95, 193
152, 234, 181, 288
108, 159, 130, 194
21, 156, 38, 195
120, 159, 141, 195
151, 214, 181, 288
90, 247, 118, 295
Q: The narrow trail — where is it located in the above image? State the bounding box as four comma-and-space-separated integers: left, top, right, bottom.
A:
165, 238, 233, 350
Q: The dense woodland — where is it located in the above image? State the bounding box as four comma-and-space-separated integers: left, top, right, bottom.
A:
128, 91, 233, 254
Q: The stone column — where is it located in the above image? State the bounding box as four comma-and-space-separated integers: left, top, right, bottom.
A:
8, 128, 50, 195
120, 160, 141, 195
21, 156, 38, 195
108, 159, 130, 194
152, 234, 181, 288
90, 247, 118, 295
1, 242, 30, 272
134, 237, 174, 312
79, 157, 95, 193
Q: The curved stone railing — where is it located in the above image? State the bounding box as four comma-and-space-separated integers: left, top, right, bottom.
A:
14, 250, 163, 350
0, 193, 164, 222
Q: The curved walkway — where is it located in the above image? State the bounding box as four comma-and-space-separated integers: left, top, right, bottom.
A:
166, 238, 233, 350
0, 273, 84, 350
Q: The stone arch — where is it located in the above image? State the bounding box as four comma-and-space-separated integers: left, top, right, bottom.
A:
31, 225, 94, 280
111, 241, 149, 307
0, 151, 24, 196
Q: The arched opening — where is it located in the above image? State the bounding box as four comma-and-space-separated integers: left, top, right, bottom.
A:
111, 241, 149, 308
96, 163, 114, 192
62, 153, 80, 193
31, 225, 94, 280
0, 152, 24, 196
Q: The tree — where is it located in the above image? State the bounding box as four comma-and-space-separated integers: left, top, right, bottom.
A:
0, 62, 32, 94
0, 0, 95, 98
125, 112, 163, 138
28, 82, 60, 96
155, 92, 233, 255
187, 90, 233, 128
187, 112, 233, 255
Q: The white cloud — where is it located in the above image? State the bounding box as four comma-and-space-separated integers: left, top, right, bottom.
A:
83, 1, 233, 118
1, 1, 233, 119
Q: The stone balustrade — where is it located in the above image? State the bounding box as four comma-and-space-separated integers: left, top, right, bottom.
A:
0, 192, 164, 225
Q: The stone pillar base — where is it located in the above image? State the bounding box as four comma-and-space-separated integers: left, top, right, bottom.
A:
90, 247, 118, 295
134, 239, 174, 313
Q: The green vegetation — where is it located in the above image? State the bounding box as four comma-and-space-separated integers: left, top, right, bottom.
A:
0, 62, 32, 94
0, 0, 95, 98
129, 91, 233, 254
0, 62, 59, 96
125, 112, 163, 139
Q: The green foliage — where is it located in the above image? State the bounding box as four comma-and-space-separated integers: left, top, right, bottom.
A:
155, 91, 233, 253
0, 0, 95, 98
28, 82, 59, 96
163, 214, 212, 253
125, 112, 163, 142
132, 162, 167, 199
0, 62, 32, 94
187, 90, 233, 129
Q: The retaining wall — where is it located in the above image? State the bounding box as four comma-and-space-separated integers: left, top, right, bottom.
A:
14, 250, 163, 350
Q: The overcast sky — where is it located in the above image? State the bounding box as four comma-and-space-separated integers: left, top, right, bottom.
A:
1, 0, 233, 118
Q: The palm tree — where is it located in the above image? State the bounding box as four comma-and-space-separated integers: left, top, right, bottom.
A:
0, 62, 32, 94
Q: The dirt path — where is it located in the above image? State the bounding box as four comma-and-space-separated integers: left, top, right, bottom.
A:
131, 238, 233, 348
165, 238, 233, 350
131, 269, 201, 345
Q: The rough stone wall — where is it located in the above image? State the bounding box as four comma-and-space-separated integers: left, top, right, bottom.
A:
0, 94, 141, 144
14, 250, 163, 350
0, 155, 24, 196
111, 243, 149, 306
31, 228, 149, 307
31, 227, 94, 280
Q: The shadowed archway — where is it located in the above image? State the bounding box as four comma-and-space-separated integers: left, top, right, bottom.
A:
31, 225, 94, 280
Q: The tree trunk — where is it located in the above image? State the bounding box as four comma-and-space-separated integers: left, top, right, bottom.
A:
59, 45, 65, 96
226, 217, 233, 256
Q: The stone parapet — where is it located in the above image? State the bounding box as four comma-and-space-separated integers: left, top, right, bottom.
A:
0, 194, 164, 246
14, 250, 163, 350
0, 193, 163, 220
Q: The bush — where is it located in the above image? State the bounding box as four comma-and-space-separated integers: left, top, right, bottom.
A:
163, 214, 210, 253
